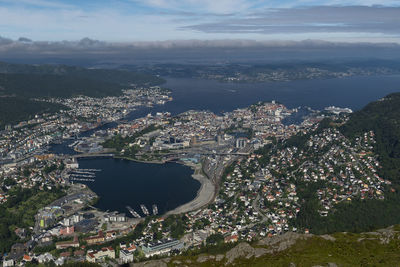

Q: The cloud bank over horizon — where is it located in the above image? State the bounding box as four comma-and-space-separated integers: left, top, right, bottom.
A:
1, 36, 400, 66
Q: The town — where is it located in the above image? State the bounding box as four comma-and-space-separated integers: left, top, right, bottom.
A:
1, 89, 389, 266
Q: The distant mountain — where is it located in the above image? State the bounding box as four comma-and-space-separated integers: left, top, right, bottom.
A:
0, 61, 165, 90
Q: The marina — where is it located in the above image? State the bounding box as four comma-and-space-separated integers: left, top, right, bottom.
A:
68, 168, 102, 183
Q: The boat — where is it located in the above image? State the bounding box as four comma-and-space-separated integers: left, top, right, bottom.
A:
140, 204, 150, 216
152, 204, 158, 215
126, 206, 141, 218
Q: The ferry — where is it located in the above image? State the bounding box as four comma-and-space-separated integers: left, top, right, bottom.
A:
126, 206, 141, 218
152, 204, 158, 215
140, 204, 150, 216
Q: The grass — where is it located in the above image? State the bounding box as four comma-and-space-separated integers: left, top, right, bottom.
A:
162, 230, 400, 267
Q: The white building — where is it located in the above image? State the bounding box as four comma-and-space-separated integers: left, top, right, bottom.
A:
119, 249, 134, 264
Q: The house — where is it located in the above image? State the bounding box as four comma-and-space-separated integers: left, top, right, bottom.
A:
105, 230, 117, 240
3, 259, 14, 267
59, 251, 71, 258
224, 234, 239, 243
14, 228, 27, 239
54, 257, 65, 266
22, 255, 32, 262
37, 253, 54, 264
74, 250, 85, 257
86, 247, 115, 263
119, 249, 134, 264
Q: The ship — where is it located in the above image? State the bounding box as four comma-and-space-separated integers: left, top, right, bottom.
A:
140, 204, 150, 216
152, 204, 158, 215
126, 206, 141, 218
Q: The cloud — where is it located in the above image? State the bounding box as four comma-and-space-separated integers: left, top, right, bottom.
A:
131, 0, 259, 14
182, 6, 400, 37
0, 1, 399, 42
0, 0, 73, 9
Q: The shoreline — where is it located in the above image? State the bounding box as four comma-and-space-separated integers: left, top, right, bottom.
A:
166, 161, 215, 215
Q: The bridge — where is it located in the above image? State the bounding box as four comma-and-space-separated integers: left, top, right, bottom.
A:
72, 153, 114, 158
59, 153, 115, 160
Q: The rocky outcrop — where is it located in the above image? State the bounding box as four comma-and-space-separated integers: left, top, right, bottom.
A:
225, 242, 268, 265
258, 232, 313, 253
320, 234, 336, 242
130, 259, 169, 267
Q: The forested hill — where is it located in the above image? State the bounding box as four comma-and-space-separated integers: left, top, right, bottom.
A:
0, 61, 164, 127
0, 61, 165, 88
341, 92, 400, 182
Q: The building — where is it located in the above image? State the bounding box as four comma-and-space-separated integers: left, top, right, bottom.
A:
84, 231, 105, 245
37, 253, 54, 264
224, 234, 239, 243
86, 247, 115, 263
104, 213, 126, 222
141, 239, 184, 258
65, 159, 79, 169
3, 259, 14, 267
55, 236, 79, 250
60, 226, 75, 236
236, 138, 247, 148
119, 249, 134, 264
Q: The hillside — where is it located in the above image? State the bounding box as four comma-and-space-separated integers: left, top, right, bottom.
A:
341, 92, 400, 182
131, 226, 400, 266
0, 97, 65, 127
0, 61, 164, 127
291, 93, 400, 234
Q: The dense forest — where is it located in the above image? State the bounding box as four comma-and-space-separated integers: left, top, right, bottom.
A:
0, 61, 164, 128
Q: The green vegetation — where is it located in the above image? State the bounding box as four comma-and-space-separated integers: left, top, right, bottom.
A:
0, 186, 65, 253
102, 124, 161, 156
165, 229, 400, 266
0, 61, 164, 88
0, 73, 124, 98
0, 97, 65, 128
162, 214, 189, 239
290, 93, 400, 234
341, 92, 400, 182
0, 61, 164, 128
293, 181, 400, 234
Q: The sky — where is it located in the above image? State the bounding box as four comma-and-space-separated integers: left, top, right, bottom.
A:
0, 0, 400, 43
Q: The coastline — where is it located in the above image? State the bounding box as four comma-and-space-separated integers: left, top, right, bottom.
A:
166, 162, 215, 215
113, 155, 166, 164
